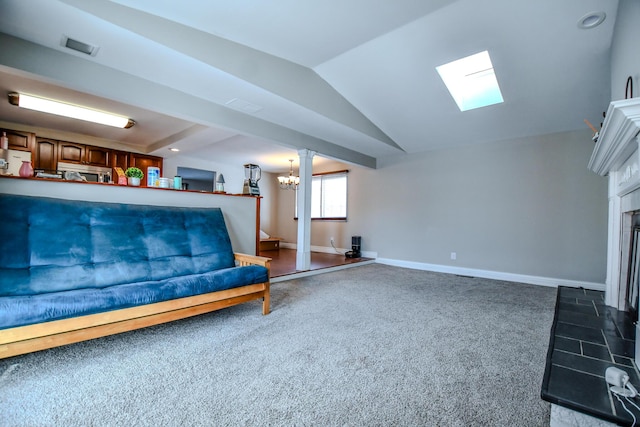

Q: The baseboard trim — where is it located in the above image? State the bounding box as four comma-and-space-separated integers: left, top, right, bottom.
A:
271, 260, 376, 283
279, 242, 377, 259
274, 244, 604, 290
375, 258, 605, 291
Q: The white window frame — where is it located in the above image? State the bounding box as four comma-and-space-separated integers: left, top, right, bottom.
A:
295, 170, 348, 220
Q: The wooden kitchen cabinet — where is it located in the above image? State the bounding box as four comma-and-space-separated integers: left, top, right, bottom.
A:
58, 142, 110, 166
85, 146, 110, 167
110, 150, 129, 171
6, 127, 163, 177
34, 138, 58, 172
129, 153, 163, 187
58, 141, 85, 164
1, 129, 34, 152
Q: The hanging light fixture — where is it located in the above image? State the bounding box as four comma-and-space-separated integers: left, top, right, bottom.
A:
277, 159, 300, 190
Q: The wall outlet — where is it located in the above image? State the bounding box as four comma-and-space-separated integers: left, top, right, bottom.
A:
451, 252, 457, 260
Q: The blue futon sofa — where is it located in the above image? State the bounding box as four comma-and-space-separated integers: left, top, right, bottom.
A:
0, 194, 270, 359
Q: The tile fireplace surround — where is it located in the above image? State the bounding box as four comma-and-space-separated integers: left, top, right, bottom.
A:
545, 98, 640, 425
588, 98, 640, 352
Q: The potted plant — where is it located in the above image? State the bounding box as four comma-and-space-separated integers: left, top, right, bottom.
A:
125, 167, 144, 186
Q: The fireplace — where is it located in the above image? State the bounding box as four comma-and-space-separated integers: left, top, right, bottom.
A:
621, 212, 640, 321
588, 97, 640, 364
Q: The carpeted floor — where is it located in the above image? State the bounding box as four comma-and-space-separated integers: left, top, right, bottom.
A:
0, 264, 557, 426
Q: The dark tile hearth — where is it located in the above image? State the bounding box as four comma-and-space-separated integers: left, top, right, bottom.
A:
542, 287, 640, 426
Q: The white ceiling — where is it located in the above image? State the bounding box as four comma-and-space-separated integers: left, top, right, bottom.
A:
0, 0, 618, 173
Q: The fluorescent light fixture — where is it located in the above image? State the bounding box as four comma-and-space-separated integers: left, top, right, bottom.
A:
8, 92, 135, 128
436, 51, 504, 111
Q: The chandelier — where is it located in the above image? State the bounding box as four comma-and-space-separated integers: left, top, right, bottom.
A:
277, 159, 300, 190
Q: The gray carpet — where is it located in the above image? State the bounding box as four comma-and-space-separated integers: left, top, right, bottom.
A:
0, 264, 556, 426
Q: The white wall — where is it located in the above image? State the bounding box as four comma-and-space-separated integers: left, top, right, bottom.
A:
163, 154, 276, 236
259, 171, 278, 237
269, 2, 640, 287
163, 155, 245, 195
611, 0, 640, 102
275, 130, 608, 285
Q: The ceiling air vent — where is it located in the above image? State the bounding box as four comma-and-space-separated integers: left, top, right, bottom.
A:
62, 36, 99, 56
225, 98, 263, 114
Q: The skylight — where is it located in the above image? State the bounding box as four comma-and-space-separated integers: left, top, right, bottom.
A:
436, 51, 504, 112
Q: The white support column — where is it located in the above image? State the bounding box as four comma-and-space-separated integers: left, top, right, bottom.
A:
296, 149, 316, 271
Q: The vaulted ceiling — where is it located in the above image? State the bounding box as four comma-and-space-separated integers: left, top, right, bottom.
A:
0, 0, 618, 172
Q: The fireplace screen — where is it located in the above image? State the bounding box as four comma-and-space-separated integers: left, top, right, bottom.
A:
627, 226, 640, 320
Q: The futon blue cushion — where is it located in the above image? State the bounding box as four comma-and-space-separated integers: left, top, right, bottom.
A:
0, 264, 268, 329
0, 195, 236, 297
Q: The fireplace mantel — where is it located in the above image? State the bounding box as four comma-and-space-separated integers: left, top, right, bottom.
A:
587, 98, 640, 312
556, 97, 640, 427
589, 98, 640, 177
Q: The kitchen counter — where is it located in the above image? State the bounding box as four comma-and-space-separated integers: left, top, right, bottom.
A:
0, 175, 251, 196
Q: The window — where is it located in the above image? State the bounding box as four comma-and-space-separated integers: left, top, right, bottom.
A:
436, 50, 504, 112
295, 171, 348, 220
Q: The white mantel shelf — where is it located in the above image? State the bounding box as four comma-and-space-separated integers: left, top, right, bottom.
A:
588, 98, 640, 176
587, 97, 640, 314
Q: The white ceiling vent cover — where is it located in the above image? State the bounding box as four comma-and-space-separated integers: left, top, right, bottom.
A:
225, 98, 263, 114
62, 36, 99, 56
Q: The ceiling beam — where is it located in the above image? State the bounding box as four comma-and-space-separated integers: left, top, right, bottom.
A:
59, 0, 404, 154
0, 33, 377, 168
145, 124, 209, 154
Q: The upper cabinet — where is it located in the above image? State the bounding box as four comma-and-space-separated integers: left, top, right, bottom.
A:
111, 150, 129, 171
86, 146, 110, 167
9, 127, 162, 177
58, 141, 110, 167
129, 153, 163, 187
34, 138, 58, 172
58, 141, 84, 164
1, 129, 34, 152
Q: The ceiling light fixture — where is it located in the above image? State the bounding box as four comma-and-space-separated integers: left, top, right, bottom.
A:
169, 148, 180, 152
8, 92, 135, 129
577, 12, 606, 29
436, 51, 504, 112
277, 159, 300, 190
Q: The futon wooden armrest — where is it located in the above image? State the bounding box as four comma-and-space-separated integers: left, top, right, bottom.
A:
234, 253, 272, 272
234, 253, 271, 316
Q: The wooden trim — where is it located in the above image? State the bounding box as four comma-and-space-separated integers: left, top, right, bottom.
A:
255, 196, 261, 256
234, 252, 271, 272
312, 169, 349, 177
293, 217, 347, 221
262, 281, 270, 315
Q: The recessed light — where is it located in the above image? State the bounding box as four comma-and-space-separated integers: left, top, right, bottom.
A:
169, 148, 180, 152
578, 12, 606, 29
